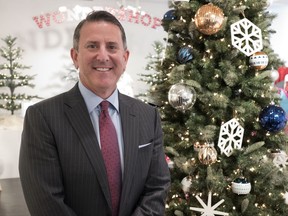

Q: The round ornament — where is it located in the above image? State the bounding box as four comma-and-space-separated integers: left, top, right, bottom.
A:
259, 105, 287, 133
177, 47, 193, 64
249, 51, 269, 70
198, 144, 217, 165
194, 3, 225, 35
168, 83, 197, 111
181, 176, 192, 193
163, 9, 176, 21
232, 177, 251, 195
270, 69, 279, 82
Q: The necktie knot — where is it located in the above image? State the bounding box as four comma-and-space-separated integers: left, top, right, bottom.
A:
100, 100, 110, 112
100, 101, 110, 117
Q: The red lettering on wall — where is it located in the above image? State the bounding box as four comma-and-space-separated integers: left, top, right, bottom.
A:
106, 7, 126, 22
151, 17, 161, 29
141, 14, 152, 27
32, 7, 162, 30
32, 13, 52, 28
127, 10, 140, 24
52, 11, 66, 24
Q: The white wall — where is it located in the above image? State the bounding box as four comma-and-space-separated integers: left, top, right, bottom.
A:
0, 0, 287, 179
269, 2, 288, 66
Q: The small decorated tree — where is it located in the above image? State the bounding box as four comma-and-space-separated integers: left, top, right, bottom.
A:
0, 36, 39, 115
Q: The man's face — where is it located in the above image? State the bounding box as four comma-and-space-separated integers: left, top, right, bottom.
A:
71, 21, 129, 98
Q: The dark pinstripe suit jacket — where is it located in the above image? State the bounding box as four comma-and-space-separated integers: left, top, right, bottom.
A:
19, 84, 170, 216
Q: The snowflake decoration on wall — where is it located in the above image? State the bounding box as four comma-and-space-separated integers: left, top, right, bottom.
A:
231, 18, 263, 56
217, 118, 244, 157
190, 191, 229, 216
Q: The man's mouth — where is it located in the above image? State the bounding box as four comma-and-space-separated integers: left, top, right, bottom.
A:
94, 67, 111, 71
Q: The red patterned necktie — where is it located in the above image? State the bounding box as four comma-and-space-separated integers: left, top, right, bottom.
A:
99, 100, 122, 216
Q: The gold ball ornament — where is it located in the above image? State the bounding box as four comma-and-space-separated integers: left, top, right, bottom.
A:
249, 51, 269, 70
198, 144, 217, 165
194, 3, 225, 35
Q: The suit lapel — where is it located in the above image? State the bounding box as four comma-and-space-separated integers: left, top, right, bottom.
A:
118, 94, 139, 213
63, 85, 111, 208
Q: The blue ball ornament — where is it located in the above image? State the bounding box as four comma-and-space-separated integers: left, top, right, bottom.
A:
177, 47, 193, 64
233, 177, 249, 184
259, 105, 287, 133
163, 10, 176, 21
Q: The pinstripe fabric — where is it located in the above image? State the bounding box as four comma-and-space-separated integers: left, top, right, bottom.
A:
19, 83, 170, 216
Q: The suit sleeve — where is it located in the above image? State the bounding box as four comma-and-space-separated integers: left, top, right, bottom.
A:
131, 108, 171, 216
19, 105, 77, 216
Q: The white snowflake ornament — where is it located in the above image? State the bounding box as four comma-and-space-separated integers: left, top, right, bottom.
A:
231, 18, 263, 56
273, 150, 288, 168
217, 118, 244, 157
190, 191, 229, 216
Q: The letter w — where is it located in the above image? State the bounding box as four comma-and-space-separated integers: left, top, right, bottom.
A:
32, 13, 51, 29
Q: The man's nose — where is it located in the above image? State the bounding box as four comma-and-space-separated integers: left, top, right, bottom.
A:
96, 47, 109, 62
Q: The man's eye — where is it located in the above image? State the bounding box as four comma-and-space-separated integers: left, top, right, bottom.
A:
108, 45, 116, 50
107, 45, 119, 52
87, 44, 97, 49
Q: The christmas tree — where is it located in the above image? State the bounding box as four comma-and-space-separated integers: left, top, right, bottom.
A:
140, 0, 288, 215
0, 36, 39, 115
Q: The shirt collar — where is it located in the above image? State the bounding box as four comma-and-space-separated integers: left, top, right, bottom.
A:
78, 81, 119, 113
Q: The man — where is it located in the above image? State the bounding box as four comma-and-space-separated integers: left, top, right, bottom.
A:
19, 10, 170, 216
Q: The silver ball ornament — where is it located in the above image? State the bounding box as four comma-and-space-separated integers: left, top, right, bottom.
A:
168, 83, 197, 111
270, 69, 279, 82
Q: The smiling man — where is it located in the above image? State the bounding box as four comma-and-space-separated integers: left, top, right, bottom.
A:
19, 10, 170, 216
70, 11, 129, 99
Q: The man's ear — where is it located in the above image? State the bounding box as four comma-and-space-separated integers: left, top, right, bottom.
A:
122, 49, 130, 72
70, 48, 79, 69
